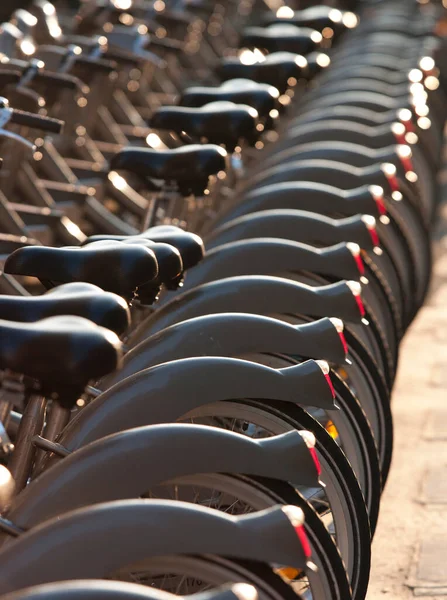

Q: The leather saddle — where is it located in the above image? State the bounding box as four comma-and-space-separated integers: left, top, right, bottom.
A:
0, 282, 130, 335
109, 144, 227, 196
241, 24, 322, 55
0, 315, 122, 407
5, 243, 159, 299
180, 80, 279, 122
151, 101, 261, 151
261, 5, 354, 38
217, 52, 308, 93
83, 239, 184, 302
84, 225, 204, 271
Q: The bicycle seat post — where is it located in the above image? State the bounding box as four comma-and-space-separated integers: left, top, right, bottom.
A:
7, 389, 46, 495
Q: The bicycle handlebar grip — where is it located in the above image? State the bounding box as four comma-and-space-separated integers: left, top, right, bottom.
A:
10, 109, 64, 134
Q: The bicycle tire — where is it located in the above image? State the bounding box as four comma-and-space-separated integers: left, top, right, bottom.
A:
111, 555, 303, 600
238, 351, 381, 534
184, 399, 371, 600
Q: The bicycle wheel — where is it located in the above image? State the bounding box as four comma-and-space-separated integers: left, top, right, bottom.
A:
282, 271, 393, 387
143, 473, 352, 600
182, 399, 371, 600
269, 313, 394, 485
384, 195, 432, 317
238, 351, 381, 534
111, 555, 302, 600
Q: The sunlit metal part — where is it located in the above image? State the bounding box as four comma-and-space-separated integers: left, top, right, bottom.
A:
310, 31, 323, 44
329, 9, 343, 22
20, 39, 36, 56
414, 103, 429, 117
405, 132, 418, 144
294, 55, 308, 69
111, 0, 132, 9
417, 116, 431, 129
232, 584, 258, 600
316, 53, 331, 67
108, 171, 128, 191
239, 49, 258, 65
408, 69, 423, 83
425, 76, 439, 91
342, 12, 358, 28
276, 6, 294, 18
419, 56, 435, 72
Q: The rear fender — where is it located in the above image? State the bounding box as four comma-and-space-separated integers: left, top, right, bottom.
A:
209, 181, 378, 228
10, 426, 317, 528
206, 210, 374, 251
180, 239, 361, 291
129, 276, 363, 344
0, 501, 309, 593
104, 314, 346, 386
57, 356, 335, 452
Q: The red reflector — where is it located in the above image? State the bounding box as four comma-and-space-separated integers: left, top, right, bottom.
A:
397, 148, 414, 174
354, 294, 366, 317
338, 330, 349, 356
353, 252, 365, 275
368, 225, 380, 247
295, 525, 312, 559
405, 119, 415, 133
383, 170, 400, 193
324, 373, 336, 399
398, 108, 415, 133
309, 446, 322, 476
370, 190, 387, 215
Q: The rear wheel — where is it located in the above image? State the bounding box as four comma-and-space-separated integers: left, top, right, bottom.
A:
238, 351, 382, 534
143, 473, 352, 600
182, 399, 371, 600
111, 555, 303, 600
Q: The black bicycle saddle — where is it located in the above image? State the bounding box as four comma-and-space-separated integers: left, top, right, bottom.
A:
151, 102, 260, 151
241, 24, 322, 55
84, 226, 204, 271
180, 80, 279, 121
261, 5, 355, 37
109, 144, 227, 196
0, 315, 122, 407
83, 238, 184, 301
217, 52, 308, 93
0, 282, 130, 335
5, 243, 159, 299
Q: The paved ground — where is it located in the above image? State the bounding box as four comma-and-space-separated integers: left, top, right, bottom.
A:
367, 184, 447, 598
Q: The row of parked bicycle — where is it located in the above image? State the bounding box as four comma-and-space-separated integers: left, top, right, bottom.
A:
0, 0, 444, 598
